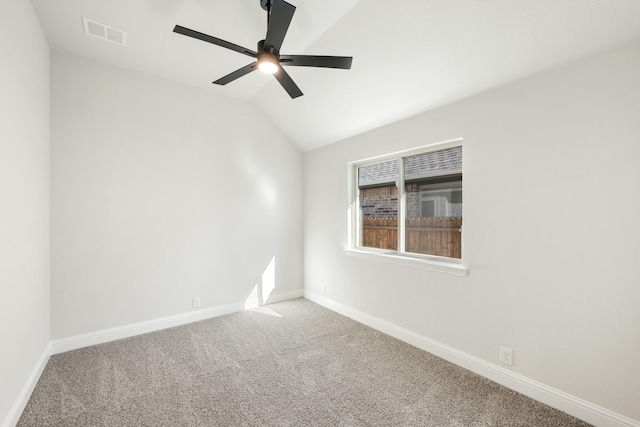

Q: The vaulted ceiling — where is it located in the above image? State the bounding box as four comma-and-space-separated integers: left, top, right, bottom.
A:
32, 0, 640, 152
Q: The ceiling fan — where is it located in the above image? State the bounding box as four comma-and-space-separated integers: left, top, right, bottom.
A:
173, 0, 353, 99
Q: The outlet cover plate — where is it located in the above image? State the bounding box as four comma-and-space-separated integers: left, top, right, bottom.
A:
500, 346, 513, 365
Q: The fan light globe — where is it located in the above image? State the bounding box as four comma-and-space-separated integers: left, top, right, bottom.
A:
258, 56, 278, 74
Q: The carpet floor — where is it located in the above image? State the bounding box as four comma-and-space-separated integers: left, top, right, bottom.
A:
18, 298, 592, 426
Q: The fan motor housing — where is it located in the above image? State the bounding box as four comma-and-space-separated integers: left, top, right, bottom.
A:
258, 39, 278, 56
260, 0, 271, 11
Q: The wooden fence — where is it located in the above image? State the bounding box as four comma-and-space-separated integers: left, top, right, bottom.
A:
362, 217, 462, 259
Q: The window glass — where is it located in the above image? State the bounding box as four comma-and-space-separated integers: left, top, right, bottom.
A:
406, 181, 462, 258
357, 160, 397, 250
404, 147, 462, 258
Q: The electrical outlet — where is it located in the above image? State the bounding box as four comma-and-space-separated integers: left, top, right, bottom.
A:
500, 346, 513, 366
192, 297, 201, 308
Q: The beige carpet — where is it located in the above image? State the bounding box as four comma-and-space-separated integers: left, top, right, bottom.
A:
18, 298, 592, 426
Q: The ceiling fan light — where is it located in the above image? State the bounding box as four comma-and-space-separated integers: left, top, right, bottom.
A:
258, 55, 279, 74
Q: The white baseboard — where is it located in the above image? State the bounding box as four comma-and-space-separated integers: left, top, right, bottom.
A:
303, 290, 639, 427
2, 343, 51, 427
51, 289, 303, 355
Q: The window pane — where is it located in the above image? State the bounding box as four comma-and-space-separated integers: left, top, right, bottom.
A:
358, 160, 398, 250
358, 159, 397, 188
404, 146, 462, 182
404, 147, 462, 258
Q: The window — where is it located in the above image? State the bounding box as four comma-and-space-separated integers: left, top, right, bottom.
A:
348, 140, 463, 268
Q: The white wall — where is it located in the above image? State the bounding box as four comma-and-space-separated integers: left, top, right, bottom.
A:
0, 0, 50, 424
304, 40, 640, 422
51, 52, 302, 339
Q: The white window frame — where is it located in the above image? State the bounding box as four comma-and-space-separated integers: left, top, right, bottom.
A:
345, 138, 467, 276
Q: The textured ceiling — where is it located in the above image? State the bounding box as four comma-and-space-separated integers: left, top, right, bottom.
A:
31, 0, 640, 152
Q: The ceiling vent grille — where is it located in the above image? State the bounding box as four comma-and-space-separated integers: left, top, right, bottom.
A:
82, 17, 127, 46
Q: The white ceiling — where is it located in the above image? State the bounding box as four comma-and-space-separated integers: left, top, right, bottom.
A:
32, 0, 640, 152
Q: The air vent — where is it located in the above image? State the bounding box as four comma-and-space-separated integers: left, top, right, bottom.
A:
82, 17, 127, 46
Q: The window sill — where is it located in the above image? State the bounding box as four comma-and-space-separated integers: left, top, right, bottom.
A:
343, 248, 468, 276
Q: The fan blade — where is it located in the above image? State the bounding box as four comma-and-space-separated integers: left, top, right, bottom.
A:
264, 0, 296, 52
274, 66, 303, 99
280, 55, 353, 69
213, 63, 258, 85
173, 25, 257, 58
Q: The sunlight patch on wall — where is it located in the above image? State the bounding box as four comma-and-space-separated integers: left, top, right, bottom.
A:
244, 256, 276, 309
245, 284, 260, 309
261, 256, 276, 303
